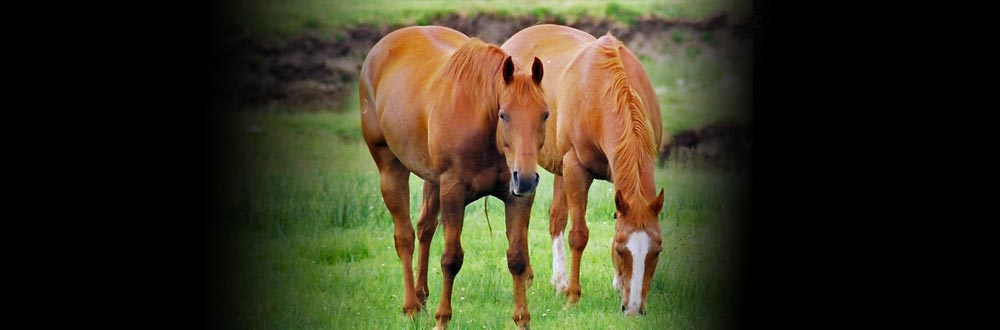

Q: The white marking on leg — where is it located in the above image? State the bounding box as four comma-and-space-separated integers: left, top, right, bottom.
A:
625, 232, 651, 315
612, 273, 622, 291
550, 233, 568, 292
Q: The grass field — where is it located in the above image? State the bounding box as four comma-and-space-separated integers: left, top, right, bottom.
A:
213, 109, 749, 329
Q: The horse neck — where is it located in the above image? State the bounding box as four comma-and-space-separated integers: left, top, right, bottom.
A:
609, 136, 657, 210
609, 131, 657, 230
434, 39, 507, 133
597, 46, 658, 218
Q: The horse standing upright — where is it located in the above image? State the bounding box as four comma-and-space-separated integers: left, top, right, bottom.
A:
503, 25, 665, 316
360, 26, 548, 329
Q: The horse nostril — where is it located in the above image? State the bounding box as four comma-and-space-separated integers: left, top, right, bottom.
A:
533, 172, 540, 184
512, 170, 519, 183
621, 305, 626, 312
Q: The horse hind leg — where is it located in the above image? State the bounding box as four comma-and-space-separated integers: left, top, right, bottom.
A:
370, 145, 421, 316
415, 181, 440, 309
549, 175, 569, 293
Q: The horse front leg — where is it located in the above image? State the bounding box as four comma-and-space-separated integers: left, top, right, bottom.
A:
549, 175, 569, 292
505, 192, 535, 329
415, 181, 441, 309
434, 177, 466, 330
562, 152, 594, 307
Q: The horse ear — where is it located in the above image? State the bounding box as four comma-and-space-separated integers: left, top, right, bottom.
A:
614, 190, 629, 217
649, 188, 665, 215
531, 57, 543, 84
502, 56, 515, 84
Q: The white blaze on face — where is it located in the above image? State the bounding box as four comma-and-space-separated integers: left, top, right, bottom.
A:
625, 231, 651, 314
551, 233, 568, 291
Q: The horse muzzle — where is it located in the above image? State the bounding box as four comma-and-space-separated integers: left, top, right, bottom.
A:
622, 304, 646, 316
510, 170, 540, 197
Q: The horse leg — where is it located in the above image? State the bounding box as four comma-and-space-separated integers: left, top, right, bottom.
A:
549, 175, 569, 292
562, 152, 594, 307
371, 145, 420, 316
505, 193, 535, 329
434, 176, 466, 330
415, 181, 440, 309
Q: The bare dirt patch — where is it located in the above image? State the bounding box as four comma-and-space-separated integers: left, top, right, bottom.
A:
659, 121, 753, 169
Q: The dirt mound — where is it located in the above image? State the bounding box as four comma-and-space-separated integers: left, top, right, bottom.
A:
659, 122, 753, 169
216, 12, 751, 112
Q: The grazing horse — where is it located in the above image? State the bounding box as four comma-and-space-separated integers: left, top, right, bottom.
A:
502, 25, 664, 316
360, 26, 547, 329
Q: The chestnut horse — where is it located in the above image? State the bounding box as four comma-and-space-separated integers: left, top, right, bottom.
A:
360, 26, 547, 329
502, 25, 664, 316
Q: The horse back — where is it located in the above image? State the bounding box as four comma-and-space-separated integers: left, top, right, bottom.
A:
362, 26, 468, 116
360, 26, 469, 180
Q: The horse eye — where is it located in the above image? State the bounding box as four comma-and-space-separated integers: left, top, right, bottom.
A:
499, 112, 508, 122
543, 112, 550, 120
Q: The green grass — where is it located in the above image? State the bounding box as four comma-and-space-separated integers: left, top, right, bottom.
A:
222, 0, 752, 40
640, 44, 751, 134
215, 109, 748, 329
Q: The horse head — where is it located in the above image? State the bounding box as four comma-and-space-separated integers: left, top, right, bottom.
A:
611, 188, 665, 316
497, 56, 547, 197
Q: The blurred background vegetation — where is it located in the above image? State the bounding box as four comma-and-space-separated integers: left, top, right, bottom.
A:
221, 0, 752, 40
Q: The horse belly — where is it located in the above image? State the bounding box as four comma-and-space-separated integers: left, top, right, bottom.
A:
378, 100, 436, 181
567, 140, 610, 181
388, 139, 435, 181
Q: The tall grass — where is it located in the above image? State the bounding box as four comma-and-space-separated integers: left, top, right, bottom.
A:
215, 110, 748, 329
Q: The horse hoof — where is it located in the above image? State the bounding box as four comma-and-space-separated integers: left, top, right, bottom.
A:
550, 273, 568, 292
563, 293, 580, 309
402, 303, 421, 317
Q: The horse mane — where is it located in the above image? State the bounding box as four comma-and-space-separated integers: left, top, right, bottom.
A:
595, 36, 657, 225
438, 38, 509, 115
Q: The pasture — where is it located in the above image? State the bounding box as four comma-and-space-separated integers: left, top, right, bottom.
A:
214, 110, 747, 329
210, 1, 752, 329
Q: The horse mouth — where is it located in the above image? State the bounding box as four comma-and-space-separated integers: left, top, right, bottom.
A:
510, 172, 540, 197
511, 189, 535, 197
